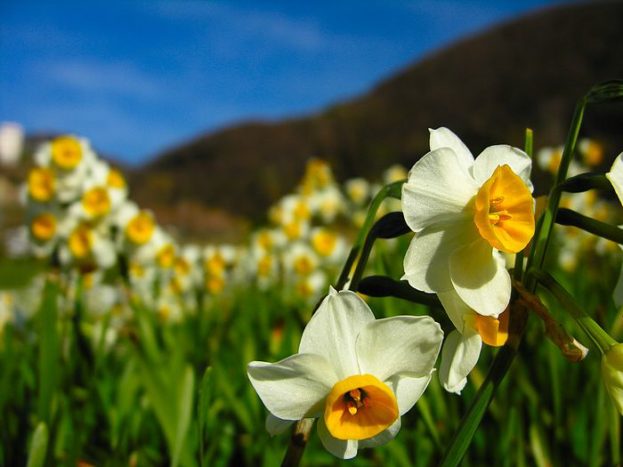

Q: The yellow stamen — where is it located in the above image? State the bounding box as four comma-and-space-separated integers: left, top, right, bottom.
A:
82, 187, 111, 217
31, 213, 57, 241
205, 253, 226, 275
51, 136, 82, 170
157, 244, 176, 269
174, 257, 191, 276
311, 229, 337, 257
126, 212, 155, 245
68, 225, 92, 259
107, 168, 126, 189
583, 141, 603, 166
293, 256, 313, 276
294, 201, 311, 221
283, 221, 302, 240
205, 274, 226, 294
28, 167, 55, 202
324, 374, 398, 440
473, 165, 535, 253
257, 254, 273, 278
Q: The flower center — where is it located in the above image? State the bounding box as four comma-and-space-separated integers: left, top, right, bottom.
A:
82, 187, 111, 217
473, 164, 535, 253
324, 374, 398, 441
311, 229, 337, 257
28, 168, 55, 202
69, 225, 92, 258
157, 244, 176, 269
106, 168, 126, 189
293, 255, 314, 276
51, 136, 83, 170
126, 212, 155, 245
31, 213, 57, 241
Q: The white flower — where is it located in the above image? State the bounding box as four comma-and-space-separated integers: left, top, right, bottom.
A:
402, 128, 535, 317
34, 135, 96, 203
607, 154, 623, 306
248, 288, 443, 459
606, 153, 623, 205
437, 290, 508, 393
344, 178, 371, 206
309, 186, 346, 223
309, 227, 347, 264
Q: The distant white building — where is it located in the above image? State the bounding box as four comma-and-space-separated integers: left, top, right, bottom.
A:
0, 122, 24, 167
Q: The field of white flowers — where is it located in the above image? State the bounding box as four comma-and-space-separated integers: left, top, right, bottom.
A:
1, 82, 622, 466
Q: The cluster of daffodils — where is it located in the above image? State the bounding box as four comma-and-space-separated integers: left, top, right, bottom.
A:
18, 135, 410, 330
538, 139, 620, 271
21, 135, 235, 327
249, 128, 537, 457
241, 158, 407, 304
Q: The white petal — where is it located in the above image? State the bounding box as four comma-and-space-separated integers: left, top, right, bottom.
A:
387, 373, 433, 415
606, 153, 623, 205
299, 288, 374, 379
402, 147, 477, 232
356, 316, 443, 381
247, 353, 336, 420
428, 127, 474, 170
472, 145, 534, 191
265, 414, 294, 436
358, 417, 402, 448
437, 289, 472, 333
439, 330, 482, 394
317, 417, 358, 459
450, 239, 511, 317
403, 220, 478, 294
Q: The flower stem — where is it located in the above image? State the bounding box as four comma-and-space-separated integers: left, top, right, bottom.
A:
335, 181, 404, 290
528, 268, 616, 354
525, 97, 586, 289
555, 208, 623, 244
280, 419, 315, 467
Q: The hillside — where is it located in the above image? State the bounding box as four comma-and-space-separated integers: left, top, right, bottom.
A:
130, 1, 623, 232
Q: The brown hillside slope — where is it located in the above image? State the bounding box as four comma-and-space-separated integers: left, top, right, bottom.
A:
131, 1, 623, 228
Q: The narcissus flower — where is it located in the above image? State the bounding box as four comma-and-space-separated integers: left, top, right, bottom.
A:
437, 290, 509, 393
402, 127, 535, 317
607, 154, 623, 306
248, 288, 443, 459
606, 152, 623, 204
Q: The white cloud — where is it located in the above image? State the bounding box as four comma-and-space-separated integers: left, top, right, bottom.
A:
150, 1, 327, 52
39, 60, 164, 99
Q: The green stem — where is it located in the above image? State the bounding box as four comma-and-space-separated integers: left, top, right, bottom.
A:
440, 303, 529, 466
525, 97, 586, 290
335, 181, 404, 290
555, 208, 623, 244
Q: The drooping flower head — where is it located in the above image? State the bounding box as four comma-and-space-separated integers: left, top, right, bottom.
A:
248, 288, 443, 459
402, 128, 535, 317
437, 290, 509, 393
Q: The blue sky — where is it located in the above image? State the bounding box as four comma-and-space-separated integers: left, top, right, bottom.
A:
0, 0, 567, 165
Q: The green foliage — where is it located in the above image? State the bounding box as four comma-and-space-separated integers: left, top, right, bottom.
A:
0, 252, 620, 466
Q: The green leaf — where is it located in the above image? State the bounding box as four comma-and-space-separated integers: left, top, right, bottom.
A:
26, 422, 48, 467
37, 278, 60, 424
198, 367, 213, 467
172, 365, 195, 467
